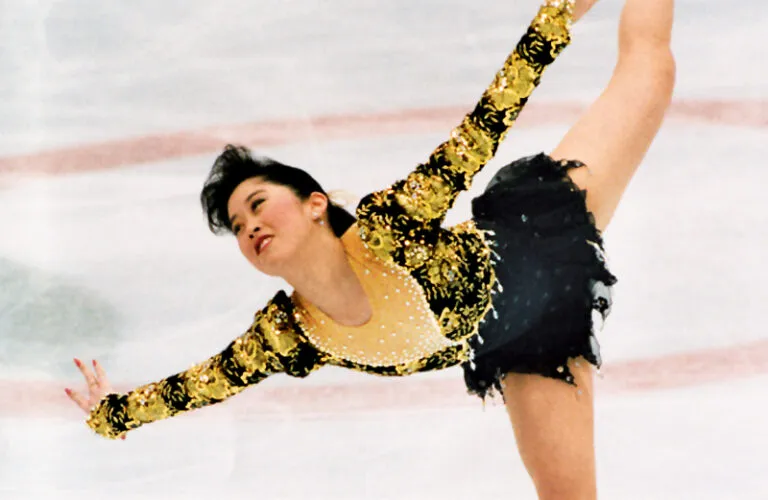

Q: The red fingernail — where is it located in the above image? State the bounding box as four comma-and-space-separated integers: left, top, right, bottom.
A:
92, 360, 97, 367
74, 359, 81, 367
121, 436, 126, 441
64, 388, 71, 395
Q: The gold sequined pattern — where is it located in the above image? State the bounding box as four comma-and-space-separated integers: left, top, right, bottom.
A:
86, 292, 318, 439
85, 1, 573, 439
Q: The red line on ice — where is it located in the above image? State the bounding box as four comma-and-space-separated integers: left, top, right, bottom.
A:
1, 100, 765, 178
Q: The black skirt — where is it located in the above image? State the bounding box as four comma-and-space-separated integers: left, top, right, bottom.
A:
463, 153, 618, 399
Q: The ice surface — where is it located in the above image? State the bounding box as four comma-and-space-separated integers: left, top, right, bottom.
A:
1, 1, 766, 498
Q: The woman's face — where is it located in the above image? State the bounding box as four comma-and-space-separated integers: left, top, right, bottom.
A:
227, 177, 327, 276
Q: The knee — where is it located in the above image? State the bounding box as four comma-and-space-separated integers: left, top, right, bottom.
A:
617, 7, 677, 96
617, 0, 675, 56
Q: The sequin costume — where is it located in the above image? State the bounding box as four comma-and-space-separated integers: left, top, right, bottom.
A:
87, 1, 593, 440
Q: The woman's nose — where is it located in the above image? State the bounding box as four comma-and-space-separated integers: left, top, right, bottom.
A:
248, 226, 261, 239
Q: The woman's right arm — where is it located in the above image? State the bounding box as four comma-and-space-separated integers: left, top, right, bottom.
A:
70, 296, 294, 440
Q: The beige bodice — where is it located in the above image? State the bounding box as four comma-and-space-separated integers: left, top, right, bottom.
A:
292, 225, 456, 367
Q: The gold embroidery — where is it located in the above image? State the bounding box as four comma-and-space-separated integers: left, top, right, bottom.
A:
394, 172, 454, 221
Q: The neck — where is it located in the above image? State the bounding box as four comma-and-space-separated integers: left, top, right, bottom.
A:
282, 224, 371, 326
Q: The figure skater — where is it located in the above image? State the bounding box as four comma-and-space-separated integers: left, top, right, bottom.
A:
66, 0, 675, 498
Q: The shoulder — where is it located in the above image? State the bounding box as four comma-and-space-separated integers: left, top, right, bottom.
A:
253, 291, 327, 378
252, 290, 299, 348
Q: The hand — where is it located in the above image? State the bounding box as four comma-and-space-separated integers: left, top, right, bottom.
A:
65, 358, 125, 439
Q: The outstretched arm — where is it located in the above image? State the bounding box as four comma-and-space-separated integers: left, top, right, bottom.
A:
72, 297, 294, 440
357, 1, 576, 233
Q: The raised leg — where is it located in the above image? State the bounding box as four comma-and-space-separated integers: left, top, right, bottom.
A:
552, 0, 677, 232
500, 2, 676, 499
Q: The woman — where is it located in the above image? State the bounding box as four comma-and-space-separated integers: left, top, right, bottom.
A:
66, 0, 675, 498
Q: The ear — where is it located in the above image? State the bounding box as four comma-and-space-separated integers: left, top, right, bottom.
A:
305, 192, 329, 220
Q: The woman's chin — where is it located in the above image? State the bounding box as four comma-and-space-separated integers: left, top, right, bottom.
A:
251, 254, 287, 277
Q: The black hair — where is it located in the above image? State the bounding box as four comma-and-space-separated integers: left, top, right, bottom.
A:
200, 144, 355, 238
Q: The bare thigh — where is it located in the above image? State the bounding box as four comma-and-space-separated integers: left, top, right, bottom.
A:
551, 52, 676, 233
502, 357, 596, 500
